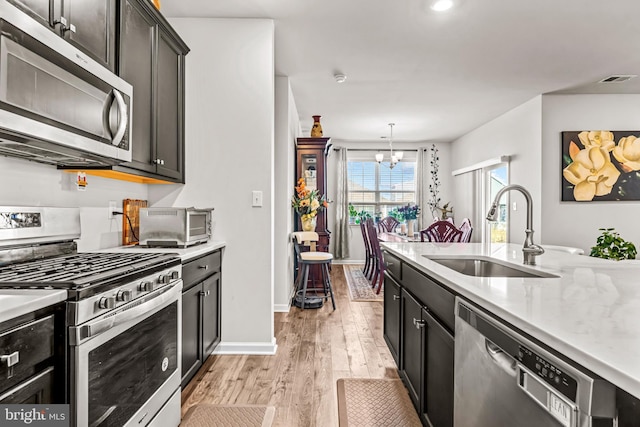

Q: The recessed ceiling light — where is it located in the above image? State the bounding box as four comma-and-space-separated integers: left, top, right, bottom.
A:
431, 0, 454, 11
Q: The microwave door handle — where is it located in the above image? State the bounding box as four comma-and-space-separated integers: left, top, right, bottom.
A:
109, 89, 128, 146
104, 89, 128, 146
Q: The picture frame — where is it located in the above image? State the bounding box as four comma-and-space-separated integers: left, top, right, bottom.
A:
561, 130, 640, 202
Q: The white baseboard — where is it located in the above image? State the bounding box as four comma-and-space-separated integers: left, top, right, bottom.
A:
212, 338, 278, 355
274, 303, 291, 312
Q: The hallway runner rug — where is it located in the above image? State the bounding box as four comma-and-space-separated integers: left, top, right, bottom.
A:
336, 378, 421, 427
343, 264, 383, 302
180, 404, 275, 427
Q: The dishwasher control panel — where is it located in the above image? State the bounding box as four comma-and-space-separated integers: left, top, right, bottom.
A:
517, 345, 577, 401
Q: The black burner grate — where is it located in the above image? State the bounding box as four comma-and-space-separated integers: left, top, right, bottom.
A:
0, 252, 179, 289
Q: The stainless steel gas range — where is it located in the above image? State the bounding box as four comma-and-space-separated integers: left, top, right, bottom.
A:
0, 206, 183, 427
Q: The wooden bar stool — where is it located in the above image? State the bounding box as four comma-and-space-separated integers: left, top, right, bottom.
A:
292, 231, 336, 310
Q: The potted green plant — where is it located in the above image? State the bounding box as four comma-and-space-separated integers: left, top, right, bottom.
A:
590, 228, 637, 260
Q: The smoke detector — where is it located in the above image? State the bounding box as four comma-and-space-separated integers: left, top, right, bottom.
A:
598, 75, 637, 83
334, 73, 347, 83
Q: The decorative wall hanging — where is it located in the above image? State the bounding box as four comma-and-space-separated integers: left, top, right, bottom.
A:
561, 130, 640, 201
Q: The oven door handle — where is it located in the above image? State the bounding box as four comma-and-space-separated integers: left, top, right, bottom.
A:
70, 281, 182, 345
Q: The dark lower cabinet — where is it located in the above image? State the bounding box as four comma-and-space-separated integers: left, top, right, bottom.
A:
401, 289, 422, 409
181, 281, 202, 387
384, 250, 455, 427
201, 273, 221, 358
383, 275, 401, 367
0, 304, 66, 404
421, 308, 454, 427
181, 250, 222, 389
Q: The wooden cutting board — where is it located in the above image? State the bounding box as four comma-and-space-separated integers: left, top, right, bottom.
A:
122, 199, 147, 246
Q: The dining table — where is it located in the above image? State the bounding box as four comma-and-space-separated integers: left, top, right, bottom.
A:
377, 232, 421, 243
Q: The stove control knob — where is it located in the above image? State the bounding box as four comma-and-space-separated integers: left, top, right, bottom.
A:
139, 281, 156, 292
116, 289, 132, 302
98, 296, 116, 309
169, 270, 179, 280
159, 273, 176, 284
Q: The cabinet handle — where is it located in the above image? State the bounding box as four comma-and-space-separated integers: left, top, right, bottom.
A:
198, 265, 209, 270
199, 290, 211, 297
153, 159, 165, 165
393, 294, 400, 301
413, 318, 426, 329
0, 351, 19, 379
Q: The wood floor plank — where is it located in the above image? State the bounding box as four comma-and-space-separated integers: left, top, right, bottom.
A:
181, 265, 405, 426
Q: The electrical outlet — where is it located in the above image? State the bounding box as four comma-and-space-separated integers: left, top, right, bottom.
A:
108, 201, 117, 219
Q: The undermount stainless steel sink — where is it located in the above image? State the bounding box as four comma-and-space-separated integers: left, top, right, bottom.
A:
423, 255, 559, 278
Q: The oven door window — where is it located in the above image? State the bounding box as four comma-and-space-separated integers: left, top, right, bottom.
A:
87, 302, 178, 426
188, 213, 208, 238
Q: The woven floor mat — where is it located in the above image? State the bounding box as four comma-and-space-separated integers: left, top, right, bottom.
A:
343, 264, 383, 301
180, 404, 275, 427
337, 378, 421, 427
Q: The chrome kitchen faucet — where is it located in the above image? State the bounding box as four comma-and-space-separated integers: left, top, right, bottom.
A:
487, 184, 544, 265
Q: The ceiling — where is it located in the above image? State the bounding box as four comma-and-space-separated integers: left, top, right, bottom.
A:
160, 0, 640, 144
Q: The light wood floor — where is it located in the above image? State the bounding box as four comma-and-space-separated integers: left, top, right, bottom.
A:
180, 265, 400, 426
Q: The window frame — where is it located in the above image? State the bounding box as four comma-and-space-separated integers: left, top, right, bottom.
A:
347, 153, 417, 224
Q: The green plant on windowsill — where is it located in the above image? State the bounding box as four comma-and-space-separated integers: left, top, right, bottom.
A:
590, 228, 637, 260
348, 204, 371, 225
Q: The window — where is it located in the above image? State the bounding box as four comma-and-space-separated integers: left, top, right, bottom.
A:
347, 154, 417, 223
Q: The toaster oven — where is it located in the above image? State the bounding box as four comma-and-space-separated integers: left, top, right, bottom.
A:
139, 207, 213, 248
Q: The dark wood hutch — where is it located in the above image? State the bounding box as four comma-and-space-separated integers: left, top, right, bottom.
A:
295, 137, 331, 251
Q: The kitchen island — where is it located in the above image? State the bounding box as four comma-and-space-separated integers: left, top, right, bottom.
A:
381, 241, 640, 402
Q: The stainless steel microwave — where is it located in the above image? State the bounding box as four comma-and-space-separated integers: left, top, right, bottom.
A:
0, 2, 132, 167
139, 207, 214, 248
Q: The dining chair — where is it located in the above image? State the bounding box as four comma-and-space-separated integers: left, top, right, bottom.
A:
360, 221, 375, 279
366, 218, 385, 294
459, 218, 473, 243
420, 220, 464, 242
377, 216, 400, 233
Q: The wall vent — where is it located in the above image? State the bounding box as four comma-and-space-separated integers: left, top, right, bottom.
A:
598, 75, 637, 83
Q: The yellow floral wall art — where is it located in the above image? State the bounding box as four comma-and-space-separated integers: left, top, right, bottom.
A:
562, 131, 640, 201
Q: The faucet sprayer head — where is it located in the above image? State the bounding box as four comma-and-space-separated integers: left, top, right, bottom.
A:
486, 203, 498, 221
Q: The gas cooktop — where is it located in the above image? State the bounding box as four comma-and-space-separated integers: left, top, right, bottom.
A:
0, 252, 180, 292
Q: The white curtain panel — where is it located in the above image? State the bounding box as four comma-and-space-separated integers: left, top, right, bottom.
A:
416, 147, 428, 232
334, 147, 350, 259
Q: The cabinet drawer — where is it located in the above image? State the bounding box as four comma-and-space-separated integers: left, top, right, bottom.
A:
383, 251, 402, 281
183, 250, 221, 286
403, 264, 455, 333
0, 315, 55, 394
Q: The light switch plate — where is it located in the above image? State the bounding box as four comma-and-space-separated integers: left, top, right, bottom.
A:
252, 191, 263, 207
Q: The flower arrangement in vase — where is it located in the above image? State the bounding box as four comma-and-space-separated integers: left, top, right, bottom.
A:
398, 203, 420, 235
292, 178, 330, 231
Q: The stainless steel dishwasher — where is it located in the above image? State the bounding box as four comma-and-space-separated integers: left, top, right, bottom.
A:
454, 298, 616, 427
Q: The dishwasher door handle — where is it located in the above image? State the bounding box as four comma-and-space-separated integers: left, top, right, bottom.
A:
485, 339, 517, 377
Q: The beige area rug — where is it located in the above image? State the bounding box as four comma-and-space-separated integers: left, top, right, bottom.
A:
343, 264, 384, 301
337, 378, 422, 427
180, 404, 276, 427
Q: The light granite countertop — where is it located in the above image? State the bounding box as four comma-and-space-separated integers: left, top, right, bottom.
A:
380, 242, 640, 399
91, 240, 226, 262
0, 289, 67, 324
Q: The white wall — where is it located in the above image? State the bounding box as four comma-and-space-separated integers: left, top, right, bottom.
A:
326, 141, 453, 262
274, 76, 300, 311
0, 156, 147, 249
451, 96, 543, 244
541, 94, 640, 252
156, 18, 277, 354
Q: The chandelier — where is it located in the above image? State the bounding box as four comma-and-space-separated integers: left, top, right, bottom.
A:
375, 123, 403, 169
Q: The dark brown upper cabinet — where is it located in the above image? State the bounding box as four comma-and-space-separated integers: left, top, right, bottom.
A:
117, 0, 188, 183
7, 0, 116, 71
